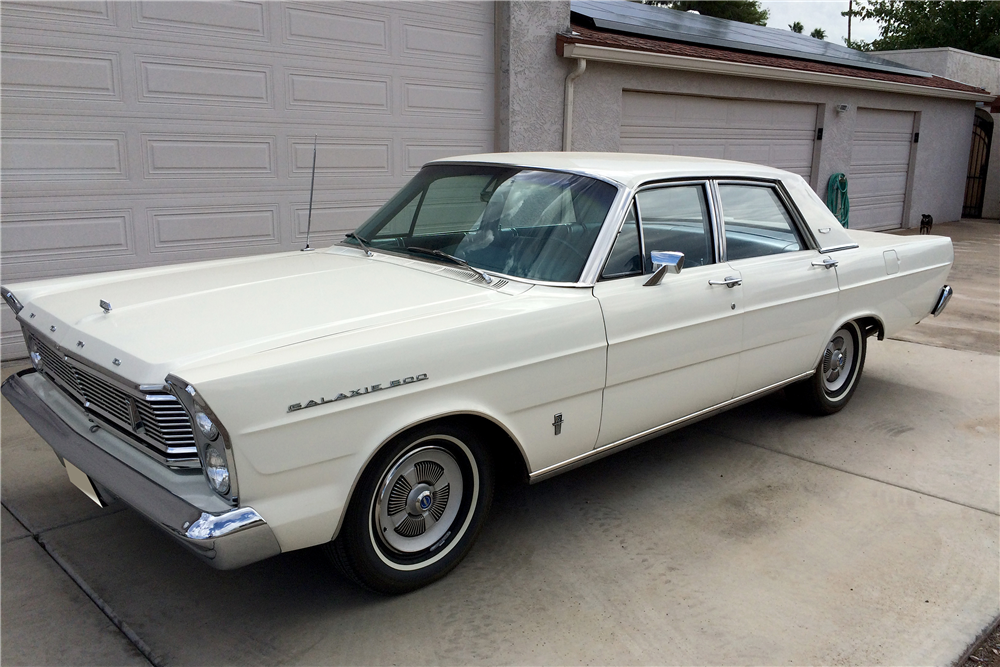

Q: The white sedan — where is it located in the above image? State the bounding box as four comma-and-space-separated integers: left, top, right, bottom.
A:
1, 153, 954, 593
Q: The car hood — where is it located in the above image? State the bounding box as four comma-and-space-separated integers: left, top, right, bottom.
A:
10, 247, 518, 384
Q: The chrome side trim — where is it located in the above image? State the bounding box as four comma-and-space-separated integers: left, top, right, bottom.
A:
0, 371, 280, 570
579, 185, 633, 285
819, 243, 860, 253
529, 370, 815, 483
931, 284, 953, 317
709, 180, 727, 261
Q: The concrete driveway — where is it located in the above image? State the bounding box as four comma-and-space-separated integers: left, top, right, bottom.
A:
2, 221, 998, 666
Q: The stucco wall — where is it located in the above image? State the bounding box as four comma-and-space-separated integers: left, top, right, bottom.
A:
873, 47, 1000, 93
564, 60, 972, 226
875, 48, 1000, 219
495, 1, 570, 152
986, 114, 1000, 219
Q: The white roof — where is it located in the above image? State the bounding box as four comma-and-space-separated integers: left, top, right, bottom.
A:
431, 152, 795, 189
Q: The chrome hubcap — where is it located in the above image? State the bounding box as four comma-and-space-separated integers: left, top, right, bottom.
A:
822, 329, 855, 394
375, 445, 463, 553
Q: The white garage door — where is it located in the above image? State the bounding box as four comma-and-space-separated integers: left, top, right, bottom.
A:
0, 1, 494, 356
620, 92, 818, 181
848, 108, 915, 230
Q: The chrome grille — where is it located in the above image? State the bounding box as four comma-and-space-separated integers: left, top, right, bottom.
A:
29, 334, 199, 468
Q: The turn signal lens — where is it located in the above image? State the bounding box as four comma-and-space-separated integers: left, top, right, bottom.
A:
3, 290, 23, 315
205, 446, 230, 495
194, 411, 219, 441
25, 336, 42, 370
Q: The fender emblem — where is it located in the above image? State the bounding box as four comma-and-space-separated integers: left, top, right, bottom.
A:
288, 374, 428, 413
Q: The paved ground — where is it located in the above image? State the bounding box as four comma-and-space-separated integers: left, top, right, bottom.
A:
2, 220, 998, 665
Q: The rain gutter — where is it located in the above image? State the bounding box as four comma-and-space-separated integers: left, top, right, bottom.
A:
560, 42, 995, 102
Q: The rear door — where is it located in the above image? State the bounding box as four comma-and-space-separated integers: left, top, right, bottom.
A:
715, 181, 841, 396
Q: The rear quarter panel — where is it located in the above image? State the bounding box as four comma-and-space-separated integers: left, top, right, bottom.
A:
836, 231, 953, 337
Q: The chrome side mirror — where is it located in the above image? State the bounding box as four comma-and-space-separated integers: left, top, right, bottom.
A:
643, 251, 684, 286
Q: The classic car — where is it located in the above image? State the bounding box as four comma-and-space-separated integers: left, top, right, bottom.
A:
2, 153, 954, 593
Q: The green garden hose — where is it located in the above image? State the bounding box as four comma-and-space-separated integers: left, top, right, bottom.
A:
826, 173, 849, 228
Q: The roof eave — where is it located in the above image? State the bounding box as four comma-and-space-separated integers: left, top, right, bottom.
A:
561, 41, 996, 103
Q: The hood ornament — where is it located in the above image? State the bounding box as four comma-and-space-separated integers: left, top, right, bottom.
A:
100, 300, 112, 314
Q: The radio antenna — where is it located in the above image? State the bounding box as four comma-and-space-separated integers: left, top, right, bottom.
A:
302, 135, 318, 251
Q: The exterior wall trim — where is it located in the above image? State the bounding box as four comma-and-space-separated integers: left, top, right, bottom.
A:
561, 43, 996, 103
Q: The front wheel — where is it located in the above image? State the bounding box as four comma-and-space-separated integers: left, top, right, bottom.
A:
325, 423, 494, 594
786, 321, 867, 415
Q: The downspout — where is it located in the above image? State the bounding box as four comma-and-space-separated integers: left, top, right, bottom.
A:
562, 58, 587, 151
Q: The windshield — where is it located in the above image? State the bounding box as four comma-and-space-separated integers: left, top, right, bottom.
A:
348, 164, 618, 283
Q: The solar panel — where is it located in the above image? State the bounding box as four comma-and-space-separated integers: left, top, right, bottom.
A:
570, 0, 932, 78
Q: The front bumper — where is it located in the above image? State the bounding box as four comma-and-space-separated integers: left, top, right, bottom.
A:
1, 369, 280, 569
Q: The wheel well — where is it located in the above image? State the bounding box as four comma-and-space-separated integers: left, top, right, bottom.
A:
855, 316, 885, 341
398, 414, 530, 486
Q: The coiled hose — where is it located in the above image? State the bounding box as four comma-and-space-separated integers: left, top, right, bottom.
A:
826, 173, 849, 228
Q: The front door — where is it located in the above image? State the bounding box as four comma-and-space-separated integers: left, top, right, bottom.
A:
593, 182, 744, 448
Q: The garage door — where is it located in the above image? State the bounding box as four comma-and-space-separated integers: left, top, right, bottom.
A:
0, 1, 494, 356
848, 108, 915, 230
620, 92, 818, 181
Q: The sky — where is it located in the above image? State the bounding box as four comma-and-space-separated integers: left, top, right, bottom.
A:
759, 1, 882, 47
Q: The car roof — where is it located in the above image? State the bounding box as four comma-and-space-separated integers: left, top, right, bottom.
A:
430, 152, 797, 189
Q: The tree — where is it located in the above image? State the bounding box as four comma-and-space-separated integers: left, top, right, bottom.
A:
789, 21, 804, 33
845, 0, 1000, 57
811, 27, 827, 40
650, 1, 770, 26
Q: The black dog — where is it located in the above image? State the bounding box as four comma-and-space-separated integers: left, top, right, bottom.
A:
919, 214, 933, 234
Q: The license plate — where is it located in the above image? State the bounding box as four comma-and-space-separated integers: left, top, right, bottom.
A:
65, 460, 105, 507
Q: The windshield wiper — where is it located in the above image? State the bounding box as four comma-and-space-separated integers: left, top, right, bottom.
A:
344, 232, 374, 257
405, 246, 493, 285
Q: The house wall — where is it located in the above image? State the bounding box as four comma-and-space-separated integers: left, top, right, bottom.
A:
566, 62, 971, 227
872, 48, 1000, 219
495, 6, 978, 227
495, 0, 571, 152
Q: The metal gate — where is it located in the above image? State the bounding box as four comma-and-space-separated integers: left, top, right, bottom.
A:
963, 111, 994, 218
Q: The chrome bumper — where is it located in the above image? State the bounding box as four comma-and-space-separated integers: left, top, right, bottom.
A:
1, 370, 280, 569
931, 284, 953, 317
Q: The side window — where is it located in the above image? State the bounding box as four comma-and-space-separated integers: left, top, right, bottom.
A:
602, 203, 642, 278
719, 184, 804, 261
636, 184, 713, 271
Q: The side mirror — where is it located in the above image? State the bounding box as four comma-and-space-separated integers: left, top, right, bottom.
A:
643, 251, 684, 286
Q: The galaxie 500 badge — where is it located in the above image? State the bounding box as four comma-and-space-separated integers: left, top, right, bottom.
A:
288, 374, 428, 413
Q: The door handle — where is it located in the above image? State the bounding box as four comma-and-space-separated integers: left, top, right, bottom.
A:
811, 257, 839, 269
708, 276, 742, 288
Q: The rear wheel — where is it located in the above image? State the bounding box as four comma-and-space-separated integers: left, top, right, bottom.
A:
786, 320, 867, 415
326, 423, 494, 594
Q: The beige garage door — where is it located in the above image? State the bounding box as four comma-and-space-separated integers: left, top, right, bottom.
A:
620, 92, 818, 181
0, 1, 494, 356
848, 108, 915, 230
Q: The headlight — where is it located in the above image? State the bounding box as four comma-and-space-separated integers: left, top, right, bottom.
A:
205, 445, 230, 494
165, 374, 238, 503
194, 411, 219, 440
2, 289, 23, 315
